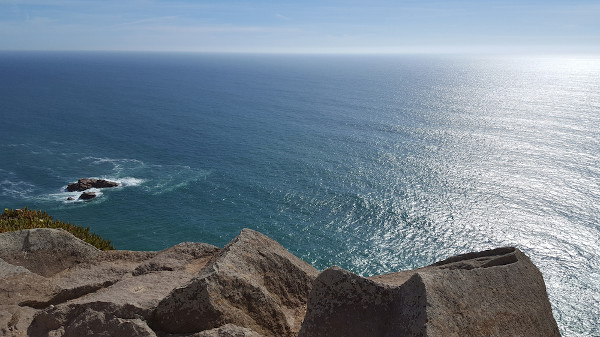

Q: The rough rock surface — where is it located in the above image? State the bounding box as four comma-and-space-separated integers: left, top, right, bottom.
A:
298, 247, 561, 337
160, 324, 262, 337
0, 228, 560, 337
152, 229, 319, 337
0, 228, 99, 277
66, 178, 118, 192
78, 191, 96, 200
0, 229, 219, 337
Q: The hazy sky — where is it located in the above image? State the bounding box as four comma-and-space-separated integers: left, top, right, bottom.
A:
1, 0, 599, 54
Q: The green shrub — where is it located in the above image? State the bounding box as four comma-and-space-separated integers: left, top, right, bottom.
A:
0, 208, 114, 250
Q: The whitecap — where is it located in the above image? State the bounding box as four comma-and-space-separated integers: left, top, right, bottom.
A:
0, 179, 36, 198
46, 188, 105, 204
143, 168, 211, 195
112, 177, 145, 187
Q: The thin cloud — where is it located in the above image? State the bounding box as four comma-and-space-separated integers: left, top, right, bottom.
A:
138, 24, 295, 34
111, 16, 178, 28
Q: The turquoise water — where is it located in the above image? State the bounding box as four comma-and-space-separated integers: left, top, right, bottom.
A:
1, 52, 598, 336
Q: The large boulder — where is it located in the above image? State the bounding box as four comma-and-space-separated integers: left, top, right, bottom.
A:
298, 247, 561, 337
0, 227, 561, 337
152, 229, 319, 337
0, 228, 99, 277
67, 178, 118, 192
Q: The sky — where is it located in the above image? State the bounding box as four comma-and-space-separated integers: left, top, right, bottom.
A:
1, 0, 599, 54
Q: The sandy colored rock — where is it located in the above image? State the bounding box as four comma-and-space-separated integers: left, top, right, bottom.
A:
299, 247, 561, 337
152, 229, 319, 337
0, 305, 37, 337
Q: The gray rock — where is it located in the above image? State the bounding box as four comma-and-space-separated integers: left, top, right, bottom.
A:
298, 247, 561, 337
153, 229, 319, 337
67, 178, 118, 192
28, 302, 156, 337
0, 258, 30, 279
0, 229, 99, 277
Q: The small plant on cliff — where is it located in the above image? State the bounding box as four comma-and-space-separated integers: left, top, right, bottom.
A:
0, 208, 114, 250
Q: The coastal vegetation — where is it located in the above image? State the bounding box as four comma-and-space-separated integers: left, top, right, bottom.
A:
0, 207, 114, 250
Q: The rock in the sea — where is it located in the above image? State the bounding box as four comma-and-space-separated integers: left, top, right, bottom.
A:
298, 247, 561, 337
66, 197, 74, 201
78, 192, 96, 200
67, 178, 118, 192
152, 229, 319, 337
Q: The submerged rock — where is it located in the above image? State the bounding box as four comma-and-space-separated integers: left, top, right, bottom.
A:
67, 178, 118, 192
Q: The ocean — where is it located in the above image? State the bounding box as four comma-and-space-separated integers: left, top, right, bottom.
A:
0, 51, 598, 336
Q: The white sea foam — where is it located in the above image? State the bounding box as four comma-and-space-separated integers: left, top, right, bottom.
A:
0, 179, 36, 198
81, 156, 144, 169
113, 177, 145, 187
144, 169, 211, 195
47, 188, 105, 204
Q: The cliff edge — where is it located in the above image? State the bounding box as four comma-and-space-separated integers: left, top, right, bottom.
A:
0, 228, 560, 337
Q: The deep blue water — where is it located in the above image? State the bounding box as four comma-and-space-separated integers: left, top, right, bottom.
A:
1, 52, 598, 336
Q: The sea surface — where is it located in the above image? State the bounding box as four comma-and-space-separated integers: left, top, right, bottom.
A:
1, 51, 598, 336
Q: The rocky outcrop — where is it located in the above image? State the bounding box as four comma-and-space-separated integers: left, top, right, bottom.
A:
0, 229, 561, 337
299, 247, 561, 337
152, 229, 319, 337
66, 178, 118, 192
